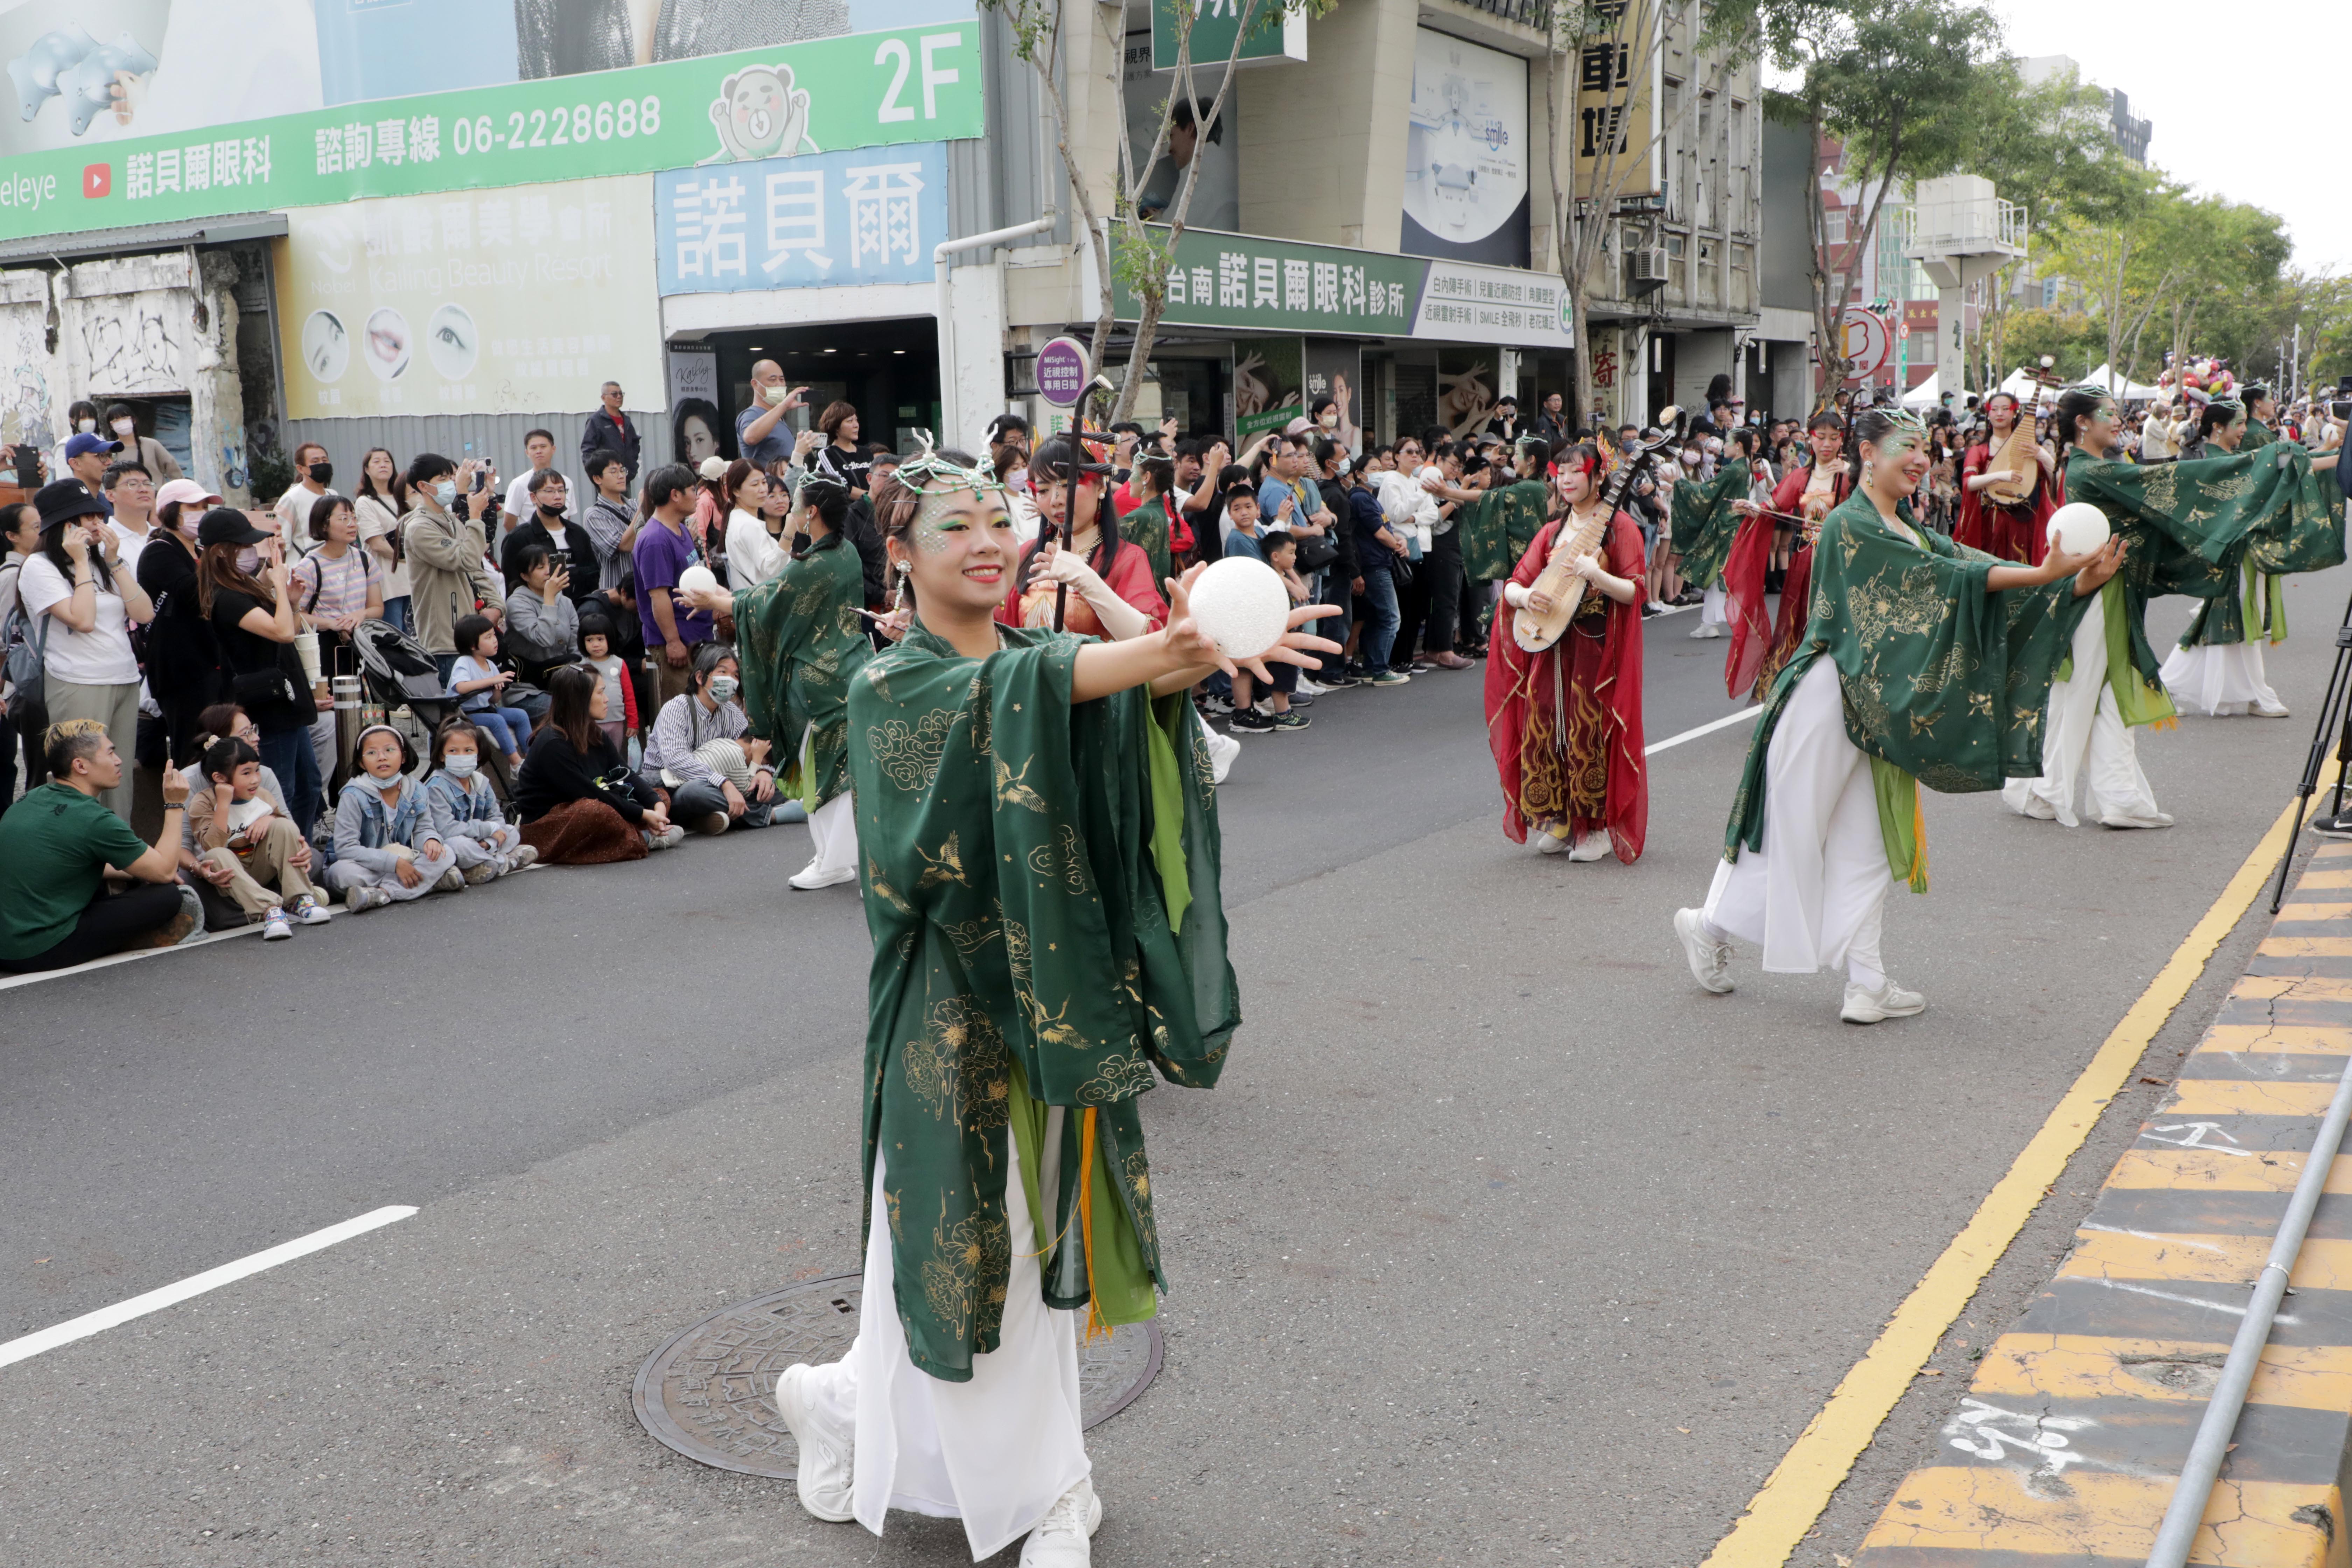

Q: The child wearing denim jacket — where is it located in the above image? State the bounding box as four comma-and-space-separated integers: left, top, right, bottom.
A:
422, 716, 539, 884
326, 724, 460, 912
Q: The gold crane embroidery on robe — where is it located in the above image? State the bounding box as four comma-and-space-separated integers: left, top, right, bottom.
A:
922, 1203, 1011, 1346
916, 831, 969, 888
994, 755, 1048, 812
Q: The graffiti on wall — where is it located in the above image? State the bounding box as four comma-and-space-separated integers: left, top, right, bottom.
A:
0, 304, 52, 450
81, 294, 184, 394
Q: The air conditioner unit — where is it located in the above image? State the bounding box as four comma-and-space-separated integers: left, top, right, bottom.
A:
1631, 247, 1671, 285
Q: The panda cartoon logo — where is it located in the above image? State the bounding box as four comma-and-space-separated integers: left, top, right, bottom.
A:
703, 63, 814, 165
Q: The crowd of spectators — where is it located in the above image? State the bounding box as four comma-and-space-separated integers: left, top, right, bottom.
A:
13, 374, 2336, 974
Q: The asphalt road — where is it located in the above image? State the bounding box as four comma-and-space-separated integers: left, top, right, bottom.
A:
1, 564, 2344, 1567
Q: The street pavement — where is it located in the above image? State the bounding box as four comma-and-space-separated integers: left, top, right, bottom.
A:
3, 562, 2347, 1567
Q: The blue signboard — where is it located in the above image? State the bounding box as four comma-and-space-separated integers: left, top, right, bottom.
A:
654, 141, 948, 295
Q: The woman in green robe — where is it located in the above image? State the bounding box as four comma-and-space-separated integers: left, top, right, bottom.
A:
770, 445, 1335, 1566
728, 473, 873, 889
2154, 396, 2344, 715
1672, 407, 2123, 1025
2008, 386, 2343, 823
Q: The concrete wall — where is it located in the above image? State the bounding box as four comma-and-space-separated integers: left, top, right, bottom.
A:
1237, 0, 1417, 250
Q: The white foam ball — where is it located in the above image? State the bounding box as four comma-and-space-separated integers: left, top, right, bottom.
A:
1186, 556, 1291, 662
678, 564, 720, 597
2046, 502, 2111, 558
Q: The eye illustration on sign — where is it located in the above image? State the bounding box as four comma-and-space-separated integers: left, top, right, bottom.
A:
703, 63, 815, 165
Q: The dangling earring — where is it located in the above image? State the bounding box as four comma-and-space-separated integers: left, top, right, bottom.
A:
892, 558, 911, 612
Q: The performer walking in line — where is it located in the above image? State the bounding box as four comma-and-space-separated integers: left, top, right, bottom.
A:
1955, 391, 2056, 564
2155, 397, 2340, 716
1673, 408, 2124, 1024
771, 444, 1333, 1567
1669, 429, 1757, 641
1721, 410, 1851, 701
1484, 443, 1648, 861
729, 473, 872, 889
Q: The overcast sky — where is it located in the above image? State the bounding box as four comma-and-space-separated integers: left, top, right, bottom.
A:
1982, 0, 2347, 273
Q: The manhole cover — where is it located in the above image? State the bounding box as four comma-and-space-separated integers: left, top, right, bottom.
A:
632, 1273, 1162, 1478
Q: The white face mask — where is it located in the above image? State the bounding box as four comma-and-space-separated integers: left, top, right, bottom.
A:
433, 480, 457, 507
112, 419, 135, 437
444, 753, 479, 778
76, 418, 96, 434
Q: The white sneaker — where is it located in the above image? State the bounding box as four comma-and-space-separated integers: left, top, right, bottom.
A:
789, 862, 859, 890
771, 1363, 853, 1523
2253, 698, 2291, 718
1673, 908, 1734, 994
506, 844, 540, 869
1533, 823, 1570, 854
261, 906, 293, 941
1296, 677, 1328, 696
1688, 623, 1726, 639
1019, 1477, 1102, 1567
1841, 979, 1926, 1024
1203, 727, 1240, 784
643, 824, 686, 850
344, 886, 392, 912
286, 894, 333, 926
1567, 830, 1610, 862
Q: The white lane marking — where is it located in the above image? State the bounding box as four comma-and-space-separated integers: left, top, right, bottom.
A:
1645, 705, 1761, 757
0, 1205, 418, 1370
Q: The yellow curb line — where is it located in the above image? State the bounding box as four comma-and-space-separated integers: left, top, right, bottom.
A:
1699, 774, 2337, 1567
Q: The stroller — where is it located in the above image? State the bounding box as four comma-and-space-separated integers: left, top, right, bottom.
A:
347, 617, 523, 805
350, 618, 460, 728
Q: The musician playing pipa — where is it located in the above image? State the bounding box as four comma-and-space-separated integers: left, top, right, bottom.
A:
1956, 391, 2056, 562
1720, 411, 1851, 702
1482, 442, 1648, 862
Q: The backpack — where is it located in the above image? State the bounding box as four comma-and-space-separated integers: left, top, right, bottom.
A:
2, 566, 53, 730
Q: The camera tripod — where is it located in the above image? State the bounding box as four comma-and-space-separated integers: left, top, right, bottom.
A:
2269, 583, 2352, 912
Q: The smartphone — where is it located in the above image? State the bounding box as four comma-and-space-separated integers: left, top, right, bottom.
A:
553, 548, 571, 575
11, 443, 38, 486
2333, 400, 2352, 422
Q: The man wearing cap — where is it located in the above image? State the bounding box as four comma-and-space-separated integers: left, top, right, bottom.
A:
62, 431, 121, 500
0, 720, 199, 973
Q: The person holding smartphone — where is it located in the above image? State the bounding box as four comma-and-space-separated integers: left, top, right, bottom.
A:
401, 452, 502, 687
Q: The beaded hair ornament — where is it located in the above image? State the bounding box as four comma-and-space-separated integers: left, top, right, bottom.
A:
896, 431, 1010, 514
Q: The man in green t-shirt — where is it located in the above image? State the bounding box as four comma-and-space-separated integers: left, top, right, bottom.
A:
0, 720, 195, 973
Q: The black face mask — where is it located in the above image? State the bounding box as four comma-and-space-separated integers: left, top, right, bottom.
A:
538, 503, 566, 521
309, 462, 333, 486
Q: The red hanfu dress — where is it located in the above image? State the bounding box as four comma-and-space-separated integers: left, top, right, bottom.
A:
1483, 511, 1649, 862
1955, 438, 2054, 564
1722, 463, 1851, 701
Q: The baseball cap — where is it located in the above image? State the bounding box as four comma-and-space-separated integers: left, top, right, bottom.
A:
196, 506, 272, 548
64, 432, 124, 461
155, 478, 223, 515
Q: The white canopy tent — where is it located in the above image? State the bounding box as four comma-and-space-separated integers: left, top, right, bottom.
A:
2083, 362, 2164, 400
1901, 372, 1941, 408
1997, 366, 2051, 405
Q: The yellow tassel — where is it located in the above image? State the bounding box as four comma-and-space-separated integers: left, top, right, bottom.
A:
2152, 714, 2179, 734
1910, 785, 1928, 893
1077, 1108, 1109, 1343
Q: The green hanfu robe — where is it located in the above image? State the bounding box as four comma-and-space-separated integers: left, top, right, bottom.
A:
1724, 493, 2093, 886
1458, 480, 1552, 583
2063, 444, 2343, 659
733, 531, 871, 809
1669, 466, 1751, 591
1122, 495, 1174, 586
846, 621, 1239, 1381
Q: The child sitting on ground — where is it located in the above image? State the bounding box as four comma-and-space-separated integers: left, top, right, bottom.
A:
578, 611, 640, 757
449, 613, 533, 770
423, 717, 539, 884
327, 724, 461, 912
187, 734, 333, 939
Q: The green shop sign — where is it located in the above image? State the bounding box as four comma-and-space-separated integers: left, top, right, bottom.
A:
1113, 225, 1574, 349
1150, 0, 1308, 70
0, 23, 984, 244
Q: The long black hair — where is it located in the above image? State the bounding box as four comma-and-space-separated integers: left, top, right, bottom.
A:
39, 514, 112, 594
1018, 434, 1122, 598
2051, 386, 2113, 463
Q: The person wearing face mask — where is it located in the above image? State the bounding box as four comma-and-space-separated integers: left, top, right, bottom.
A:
273, 442, 335, 547
51, 401, 102, 481
639, 642, 777, 835
422, 717, 537, 883
498, 468, 600, 606
400, 451, 502, 687
139, 479, 230, 769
